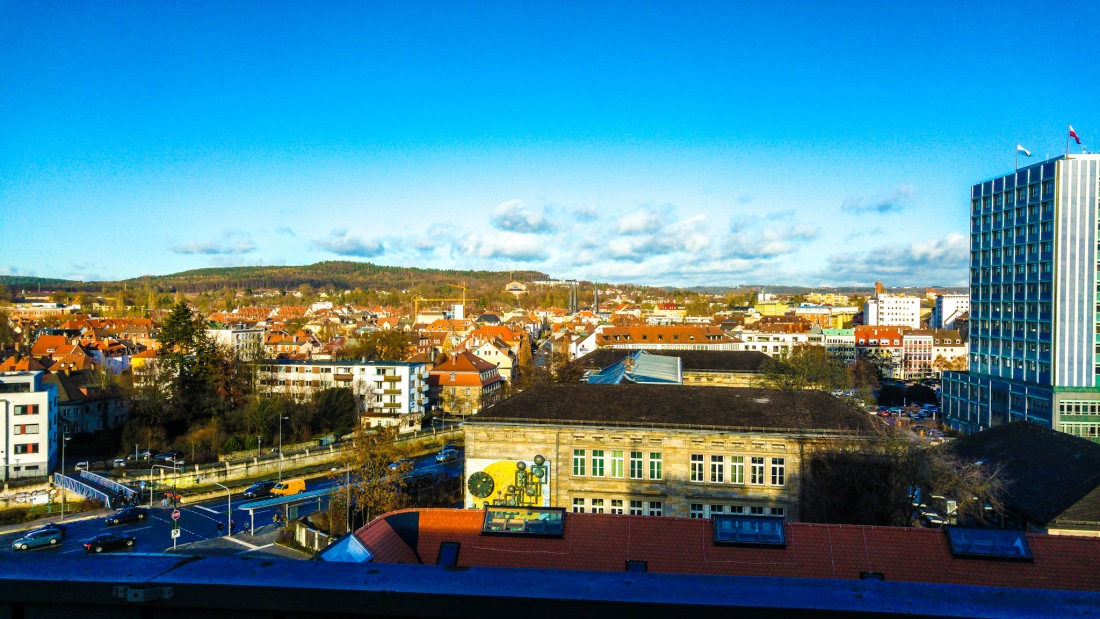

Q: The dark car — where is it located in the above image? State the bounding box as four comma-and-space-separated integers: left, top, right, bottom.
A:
154, 450, 184, 464
105, 506, 148, 526
242, 480, 277, 499
84, 533, 135, 553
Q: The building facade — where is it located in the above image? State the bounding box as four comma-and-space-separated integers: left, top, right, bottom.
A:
943, 154, 1100, 441
464, 384, 881, 521
0, 371, 59, 480
864, 294, 921, 329
932, 294, 970, 330
259, 359, 428, 432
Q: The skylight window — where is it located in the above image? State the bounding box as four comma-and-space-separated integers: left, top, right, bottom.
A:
713, 515, 786, 548
481, 507, 565, 538
945, 527, 1032, 561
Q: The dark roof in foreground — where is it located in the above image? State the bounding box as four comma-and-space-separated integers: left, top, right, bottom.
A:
578, 348, 772, 372
356, 508, 1100, 592
948, 421, 1100, 528
472, 384, 881, 435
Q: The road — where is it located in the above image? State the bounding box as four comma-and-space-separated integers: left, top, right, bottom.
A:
1, 449, 462, 557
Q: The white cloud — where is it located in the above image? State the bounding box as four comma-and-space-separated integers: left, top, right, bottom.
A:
461, 232, 550, 262
842, 184, 914, 214
818, 233, 968, 286
172, 232, 256, 255
491, 200, 556, 234
311, 229, 385, 258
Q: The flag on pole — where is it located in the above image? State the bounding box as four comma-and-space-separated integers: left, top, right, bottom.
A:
1069, 125, 1082, 145
1017, 144, 1032, 157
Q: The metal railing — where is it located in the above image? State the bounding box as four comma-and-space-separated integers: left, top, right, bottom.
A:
52, 473, 112, 508
79, 470, 137, 500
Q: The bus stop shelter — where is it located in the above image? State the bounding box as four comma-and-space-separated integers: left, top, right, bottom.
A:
237, 488, 332, 533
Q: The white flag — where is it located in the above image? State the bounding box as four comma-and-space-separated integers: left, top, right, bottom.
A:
1017, 144, 1032, 157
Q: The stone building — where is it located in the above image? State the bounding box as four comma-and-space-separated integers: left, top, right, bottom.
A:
577, 349, 771, 387
463, 384, 882, 521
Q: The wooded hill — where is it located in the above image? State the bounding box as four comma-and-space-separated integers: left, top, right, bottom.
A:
1, 262, 548, 295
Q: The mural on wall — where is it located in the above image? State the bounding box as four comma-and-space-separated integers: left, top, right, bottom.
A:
465, 454, 551, 509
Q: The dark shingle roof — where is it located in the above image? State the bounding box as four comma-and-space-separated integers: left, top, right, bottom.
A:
948, 421, 1100, 527
578, 349, 772, 373
473, 384, 880, 435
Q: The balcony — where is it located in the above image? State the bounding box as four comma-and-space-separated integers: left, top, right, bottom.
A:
334, 373, 353, 381
383, 402, 401, 408
384, 389, 402, 395
384, 375, 401, 383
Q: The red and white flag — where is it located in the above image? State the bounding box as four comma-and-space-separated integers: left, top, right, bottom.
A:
1069, 125, 1082, 145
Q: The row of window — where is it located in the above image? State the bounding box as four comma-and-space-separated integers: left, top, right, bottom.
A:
13, 405, 39, 416
969, 355, 1050, 371
572, 450, 662, 480
1059, 402, 1100, 415
971, 183, 1053, 214
689, 503, 785, 519
973, 243, 1053, 262
689, 454, 785, 486
972, 199, 1053, 224
572, 497, 663, 516
13, 443, 39, 454
13, 424, 39, 435
1060, 423, 1100, 438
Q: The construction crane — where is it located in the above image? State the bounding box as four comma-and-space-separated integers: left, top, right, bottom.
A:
446, 282, 468, 309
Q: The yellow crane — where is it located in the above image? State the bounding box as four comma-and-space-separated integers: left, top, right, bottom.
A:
413, 296, 466, 322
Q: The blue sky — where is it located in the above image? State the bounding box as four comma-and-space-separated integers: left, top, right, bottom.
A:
2, 1, 1098, 287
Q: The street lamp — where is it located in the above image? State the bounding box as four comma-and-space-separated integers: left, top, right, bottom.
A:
59, 432, 71, 520
195, 476, 232, 536
278, 415, 289, 481
257, 436, 262, 458
149, 463, 181, 509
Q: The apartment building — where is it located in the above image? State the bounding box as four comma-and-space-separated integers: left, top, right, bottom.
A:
0, 372, 59, 481
259, 359, 428, 432
864, 294, 921, 329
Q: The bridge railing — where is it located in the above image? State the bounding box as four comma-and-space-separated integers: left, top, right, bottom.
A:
52, 473, 112, 509
79, 470, 136, 500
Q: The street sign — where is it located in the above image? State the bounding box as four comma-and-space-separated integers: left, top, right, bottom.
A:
171, 509, 180, 520
139, 481, 146, 488
170, 528, 180, 539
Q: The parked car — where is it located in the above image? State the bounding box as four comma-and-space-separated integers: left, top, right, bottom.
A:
154, 451, 184, 465
389, 458, 414, 471
105, 507, 148, 526
74, 461, 89, 472
435, 446, 459, 463
84, 533, 136, 553
112, 458, 127, 468
11, 528, 62, 551
243, 480, 277, 499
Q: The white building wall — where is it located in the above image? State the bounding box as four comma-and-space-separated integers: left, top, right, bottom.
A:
865, 295, 921, 329
0, 372, 59, 480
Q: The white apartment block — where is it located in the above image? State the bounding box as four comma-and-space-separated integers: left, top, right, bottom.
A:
259, 360, 429, 433
864, 294, 921, 329
901, 331, 935, 380
931, 294, 970, 330
206, 327, 265, 361
0, 372, 59, 481
737, 329, 824, 358
821, 329, 857, 364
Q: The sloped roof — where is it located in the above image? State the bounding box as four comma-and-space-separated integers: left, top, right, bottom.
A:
30, 335, 69, 356
948, 422, 1100, 528
356, 508, 1100, 591
473, 384, 880, 434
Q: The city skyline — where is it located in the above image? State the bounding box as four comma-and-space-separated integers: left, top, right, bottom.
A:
2, 2, 1098, 286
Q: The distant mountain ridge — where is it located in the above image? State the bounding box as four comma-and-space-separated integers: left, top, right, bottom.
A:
1, 261, 548, 294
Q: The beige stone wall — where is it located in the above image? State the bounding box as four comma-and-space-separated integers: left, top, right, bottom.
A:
465, 423, 846, 522
680, 371, 761, 388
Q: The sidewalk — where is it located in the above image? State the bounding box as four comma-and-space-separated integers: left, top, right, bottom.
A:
167, 523, 309, 560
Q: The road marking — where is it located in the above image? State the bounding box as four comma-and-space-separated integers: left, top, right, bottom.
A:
126, 526, 153, 533
237, 543, 273, 554
225, 536, 258, 550
61, 548, 84, 554
192, 505, 219, 514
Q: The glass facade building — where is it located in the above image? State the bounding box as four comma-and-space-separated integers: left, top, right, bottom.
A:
943, 154, 1100, 442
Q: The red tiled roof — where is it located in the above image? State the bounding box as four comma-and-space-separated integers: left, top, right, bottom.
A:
357, 508, 1100, 591
30, 335, 69, 356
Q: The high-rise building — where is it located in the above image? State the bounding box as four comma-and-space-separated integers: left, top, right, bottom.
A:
943, 154, 1100, 442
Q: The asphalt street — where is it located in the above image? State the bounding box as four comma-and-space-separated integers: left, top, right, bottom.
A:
1, 450, 462, 558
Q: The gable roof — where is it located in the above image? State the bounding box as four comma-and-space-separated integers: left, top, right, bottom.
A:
356, 508, 1100, 592
948, 421, 1100, 529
